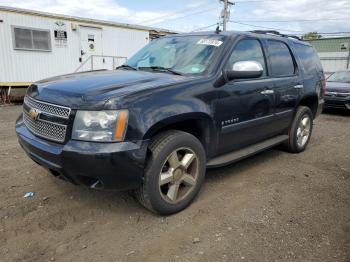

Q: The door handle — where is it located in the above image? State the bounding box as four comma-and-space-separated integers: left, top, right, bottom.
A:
294, 84, 304, 89
260, 89, 274, 95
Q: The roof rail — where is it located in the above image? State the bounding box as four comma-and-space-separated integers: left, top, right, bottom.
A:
250, 30, 302, 41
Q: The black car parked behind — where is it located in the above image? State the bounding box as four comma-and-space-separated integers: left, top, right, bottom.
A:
324, 70, 350, 110
16, 31, 325, 214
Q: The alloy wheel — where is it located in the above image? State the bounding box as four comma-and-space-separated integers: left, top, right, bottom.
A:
158, 147, 199, 204
296, 115, 311, 148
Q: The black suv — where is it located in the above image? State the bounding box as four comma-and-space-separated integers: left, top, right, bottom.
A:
16, 31, 325, 214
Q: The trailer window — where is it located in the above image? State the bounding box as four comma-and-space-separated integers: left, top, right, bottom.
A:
13, 26, 51, 51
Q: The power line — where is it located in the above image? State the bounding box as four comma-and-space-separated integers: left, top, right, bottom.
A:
191, 23, 219, 32
221, 0, 350, 32
141, 0, 280, 27
189, 20, 350, 36
147, 6, 219, 26
229, 21, 350, 35
229, 21, 304, 33
235, 18, 350, 23
139, 0, 350, 27
140, 3, 218, 25
138, 2, 210, 24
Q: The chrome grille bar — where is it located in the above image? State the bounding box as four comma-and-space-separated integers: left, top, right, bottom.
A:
24, 96, 71, 119
23, 112, 67, 142
23, 96, 71, 143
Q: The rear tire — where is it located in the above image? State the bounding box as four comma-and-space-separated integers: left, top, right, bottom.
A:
283, 106, 313, 153
135, 130, 206, 215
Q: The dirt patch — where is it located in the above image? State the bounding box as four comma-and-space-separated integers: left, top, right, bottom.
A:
1, 105, 349, 261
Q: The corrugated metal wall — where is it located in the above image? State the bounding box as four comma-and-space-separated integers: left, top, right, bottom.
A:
307, 38, 350, 74
0, 10, 149, 83
318, 52, 350, 74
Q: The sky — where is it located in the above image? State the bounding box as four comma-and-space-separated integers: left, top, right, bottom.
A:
1, 0, 350, 36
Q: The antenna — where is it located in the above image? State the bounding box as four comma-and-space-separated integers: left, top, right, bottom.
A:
215, 24, 221, 34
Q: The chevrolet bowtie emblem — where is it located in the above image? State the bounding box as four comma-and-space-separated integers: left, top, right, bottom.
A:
28, 108, 41, 121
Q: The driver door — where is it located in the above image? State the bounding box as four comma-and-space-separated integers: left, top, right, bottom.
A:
215, 38, 276, 154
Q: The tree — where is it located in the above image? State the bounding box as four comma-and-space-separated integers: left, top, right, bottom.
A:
302, 32, 322, 40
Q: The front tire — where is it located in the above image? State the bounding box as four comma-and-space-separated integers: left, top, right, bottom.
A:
283, 106, 313, 153
135, 130, 206, 215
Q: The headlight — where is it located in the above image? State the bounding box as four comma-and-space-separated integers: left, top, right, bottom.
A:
72, 110, 128, 142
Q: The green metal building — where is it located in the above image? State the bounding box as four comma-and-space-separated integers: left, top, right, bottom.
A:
306, 37, 350, 74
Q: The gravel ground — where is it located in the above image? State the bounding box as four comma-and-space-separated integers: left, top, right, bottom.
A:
0, 105, 349, 262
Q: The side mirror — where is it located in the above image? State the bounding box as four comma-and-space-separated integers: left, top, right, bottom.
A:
225, 61, 263, 81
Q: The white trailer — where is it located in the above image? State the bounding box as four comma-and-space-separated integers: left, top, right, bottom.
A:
0, 6, 173, 90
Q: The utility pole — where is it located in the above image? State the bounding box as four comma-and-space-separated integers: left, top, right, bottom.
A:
220, 0, 234, 31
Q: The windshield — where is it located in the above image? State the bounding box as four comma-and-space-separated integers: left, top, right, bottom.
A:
124, 35, 226, 75
327, 71, 350, 83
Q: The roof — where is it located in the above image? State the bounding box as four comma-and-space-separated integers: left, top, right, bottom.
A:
167, 30, 310, 45
0, 5, 176, 34
306, 37, 350, 52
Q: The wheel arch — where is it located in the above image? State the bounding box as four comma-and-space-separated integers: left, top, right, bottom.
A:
298, 94, 319, 118
143, 112, 216, 157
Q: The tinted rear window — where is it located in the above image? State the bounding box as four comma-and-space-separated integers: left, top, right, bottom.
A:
294, 43, 322, 75
267, 40, 295, 77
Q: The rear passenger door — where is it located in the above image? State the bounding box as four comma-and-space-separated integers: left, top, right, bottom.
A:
265, 40, 302, 132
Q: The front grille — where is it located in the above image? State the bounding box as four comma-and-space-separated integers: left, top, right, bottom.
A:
324, 100, 348, 109
325, 92, 350, 98
23, 112, 67, 142
23, 96, 70, 143
24, 96, 71, 119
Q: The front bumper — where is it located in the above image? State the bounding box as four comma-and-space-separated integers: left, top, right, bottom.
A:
324, 95, 350, 110
16, 114, 149, 191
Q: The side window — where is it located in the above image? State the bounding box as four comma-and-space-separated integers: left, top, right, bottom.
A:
294, 43, 320, 75
225, 39, 267, 77
267, 40, 295, 77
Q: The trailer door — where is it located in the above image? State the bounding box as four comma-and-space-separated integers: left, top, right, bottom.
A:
79, 26, 105, 70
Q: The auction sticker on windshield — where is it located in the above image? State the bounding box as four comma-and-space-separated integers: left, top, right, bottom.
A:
197, 39, 223, 47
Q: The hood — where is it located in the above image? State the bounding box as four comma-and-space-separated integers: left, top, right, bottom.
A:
326, 81, 350, 93
27, 70, 192, 109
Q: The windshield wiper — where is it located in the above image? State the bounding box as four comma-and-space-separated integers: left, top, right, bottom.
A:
138, 66, 183, 75
116, 64, 138, 71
